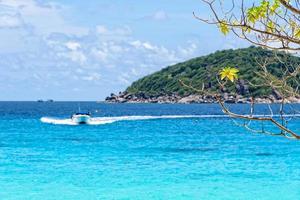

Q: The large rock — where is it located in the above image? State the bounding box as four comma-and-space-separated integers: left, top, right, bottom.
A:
178, 95, 202, 104
286, 96, 300, 103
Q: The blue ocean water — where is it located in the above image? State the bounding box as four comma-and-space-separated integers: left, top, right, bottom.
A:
1, 102, 300, 200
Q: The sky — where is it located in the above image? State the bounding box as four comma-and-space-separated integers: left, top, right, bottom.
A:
0, 0, 249, 101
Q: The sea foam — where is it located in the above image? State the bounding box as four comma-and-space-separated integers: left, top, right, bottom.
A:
40, 115, 227, 125
40, 113, 300, 126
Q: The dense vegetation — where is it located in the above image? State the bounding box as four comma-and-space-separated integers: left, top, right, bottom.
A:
126, 46, 300, 97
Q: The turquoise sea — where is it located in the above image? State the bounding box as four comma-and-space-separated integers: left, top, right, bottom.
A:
1, 102, 300, 200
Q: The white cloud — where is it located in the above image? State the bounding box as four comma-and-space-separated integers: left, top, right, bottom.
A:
95, 25, 132, 37
92, 49, 108, 62
179, 42, 198, 56
140, 10, 169, 21
118, 75, 131, 85
0, 14, 24, 28
96, 25, 108, 34
0, 0, 201, 100
152, 10, 168, 21
25, 26, 199, 89
66, 50, 87, 64
65, 41, 81, 51
0, 0, 88, 36
82, 73, 101, 81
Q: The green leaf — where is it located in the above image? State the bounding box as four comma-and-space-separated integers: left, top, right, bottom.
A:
294, 28, 300, 38
267, 21, 275, 32
218, 21, 230, 35
270, 0, 280, 14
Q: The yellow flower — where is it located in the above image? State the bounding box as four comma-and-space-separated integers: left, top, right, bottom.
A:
219, 67, 239, 82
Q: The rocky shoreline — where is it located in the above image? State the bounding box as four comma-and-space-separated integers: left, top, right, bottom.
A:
105, 92, 300, 104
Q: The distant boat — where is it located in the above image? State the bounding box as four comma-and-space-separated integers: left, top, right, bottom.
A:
37, 99, 54, 103
71, 112, 91, 124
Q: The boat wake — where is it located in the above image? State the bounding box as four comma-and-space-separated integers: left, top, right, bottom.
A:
40, 115, 227, 126
40, 114, 300, 126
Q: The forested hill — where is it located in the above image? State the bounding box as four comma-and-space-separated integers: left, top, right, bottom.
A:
106, 46, 300, 103
125, 46, 300, 97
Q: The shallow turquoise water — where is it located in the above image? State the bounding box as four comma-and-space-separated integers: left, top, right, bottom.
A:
1, 102, 300, 199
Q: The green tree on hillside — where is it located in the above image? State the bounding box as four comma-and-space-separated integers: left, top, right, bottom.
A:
127, 47, 300, 97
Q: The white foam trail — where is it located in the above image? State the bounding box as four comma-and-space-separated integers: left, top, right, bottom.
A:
40, 117, 78, 125
40, 114, 300, 126
90, 115, 205, 125
40, 115, 224, 126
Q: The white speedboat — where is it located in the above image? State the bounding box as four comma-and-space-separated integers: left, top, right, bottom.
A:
71, 112, 91, 124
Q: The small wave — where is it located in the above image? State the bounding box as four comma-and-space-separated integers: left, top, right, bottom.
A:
255, 152, 273, 156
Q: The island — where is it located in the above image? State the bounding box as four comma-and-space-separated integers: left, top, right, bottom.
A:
106, 46, 300, 104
